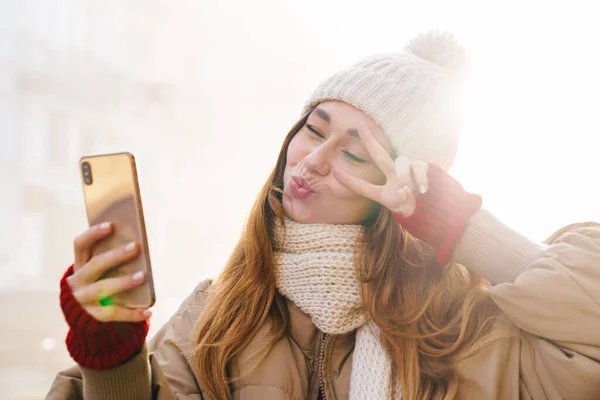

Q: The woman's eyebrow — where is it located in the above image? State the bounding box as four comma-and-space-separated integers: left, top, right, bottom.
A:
313, 107, 360, 139
346, 128, 359, 138
313, 107, 331, 124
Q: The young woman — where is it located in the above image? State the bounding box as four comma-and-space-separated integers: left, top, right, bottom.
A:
47, 31, 600, 400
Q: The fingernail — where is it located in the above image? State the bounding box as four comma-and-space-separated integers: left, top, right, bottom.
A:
125, 242, 137, 253
420, 185, 427, 194
142, 309, 152, 318
132, 271, 145, 282
99, 222, 111, 231
403, 185, 411, 193
397, 189, 407, 201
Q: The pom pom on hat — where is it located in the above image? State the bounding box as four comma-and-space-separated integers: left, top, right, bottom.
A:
303, 30, 468, 170
405, 30, 469, 80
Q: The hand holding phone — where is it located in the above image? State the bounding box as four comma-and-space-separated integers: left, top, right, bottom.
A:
66, 152, 155, 323
66, 222, 152, 322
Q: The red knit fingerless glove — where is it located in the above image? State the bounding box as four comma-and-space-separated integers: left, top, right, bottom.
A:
393, 163, 482, 265
60, 265, 149, 370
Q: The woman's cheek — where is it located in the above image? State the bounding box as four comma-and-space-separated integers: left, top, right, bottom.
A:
331, 181, 357, 199
286, 135, 311, 164
365, 166, 386, 186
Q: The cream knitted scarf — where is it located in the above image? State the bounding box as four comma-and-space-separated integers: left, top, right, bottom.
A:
273, 218, 402, 399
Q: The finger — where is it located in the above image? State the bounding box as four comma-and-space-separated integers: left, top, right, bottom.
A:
356, 122, 396, 178
74, 271, 146, 305
394, 157, 415, 192
73, 223, 113, 270
333, 167, 384, 203
412, 161, 429, 194
88, 304, 152, 323
394, 185, 417, 217
77, 242, 140, 284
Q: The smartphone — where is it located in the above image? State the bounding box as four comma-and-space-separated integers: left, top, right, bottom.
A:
79, 152, 155, 308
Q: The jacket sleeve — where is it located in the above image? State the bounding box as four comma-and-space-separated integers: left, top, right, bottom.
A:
454, 210, 600, 398
46, 280, 212, 400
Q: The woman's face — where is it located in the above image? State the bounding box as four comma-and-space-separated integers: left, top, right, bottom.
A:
283, 101, 394, 224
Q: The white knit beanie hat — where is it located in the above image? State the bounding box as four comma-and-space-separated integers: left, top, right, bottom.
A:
303, 31, 469, 171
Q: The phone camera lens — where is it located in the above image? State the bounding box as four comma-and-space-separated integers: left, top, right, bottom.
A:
82, 162, 93, 185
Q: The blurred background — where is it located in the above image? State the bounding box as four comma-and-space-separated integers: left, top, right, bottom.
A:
1, 0, 599, 398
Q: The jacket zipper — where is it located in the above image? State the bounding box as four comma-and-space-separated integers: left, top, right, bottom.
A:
318, 333, 329, 400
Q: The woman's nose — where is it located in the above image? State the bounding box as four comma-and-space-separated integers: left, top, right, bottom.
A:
304, 145, 331, 176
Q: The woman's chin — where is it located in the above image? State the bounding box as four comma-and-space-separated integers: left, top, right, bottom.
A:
283, 195, 358, 225
282, 198, 318, 224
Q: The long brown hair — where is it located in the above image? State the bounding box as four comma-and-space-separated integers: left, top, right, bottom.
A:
194, 110, 500, 399
358, 211, 500, 399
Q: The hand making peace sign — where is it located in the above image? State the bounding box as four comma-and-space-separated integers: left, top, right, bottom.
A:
333, 121, 430, 218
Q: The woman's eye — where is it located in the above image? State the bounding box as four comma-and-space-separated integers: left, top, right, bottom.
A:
344, 151, 366, 164
306, 125, 325, 138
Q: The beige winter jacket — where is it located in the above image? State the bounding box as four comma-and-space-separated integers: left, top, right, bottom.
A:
46, 210, 600, 399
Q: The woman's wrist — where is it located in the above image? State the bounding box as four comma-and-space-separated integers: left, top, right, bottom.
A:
60, 265, 149, 370
393, 163, 482, 264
